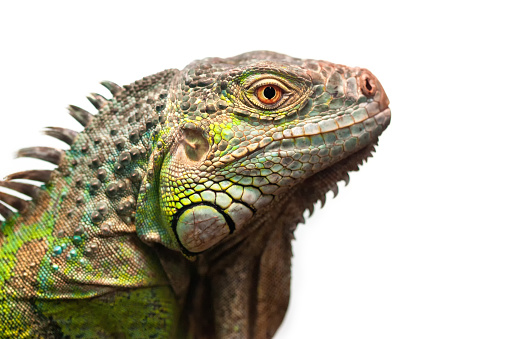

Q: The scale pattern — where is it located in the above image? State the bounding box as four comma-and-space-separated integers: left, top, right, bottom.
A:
0, 51, 390, 338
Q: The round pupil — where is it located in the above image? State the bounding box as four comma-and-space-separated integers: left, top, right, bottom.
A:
263, 86, 276, 100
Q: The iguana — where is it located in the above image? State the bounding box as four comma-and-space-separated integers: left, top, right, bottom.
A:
0, 51, 390, 338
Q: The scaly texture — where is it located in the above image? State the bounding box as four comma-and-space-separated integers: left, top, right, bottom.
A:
0, 51, 390, 339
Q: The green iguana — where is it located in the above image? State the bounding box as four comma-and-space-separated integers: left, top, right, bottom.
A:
0, 51, 390, 338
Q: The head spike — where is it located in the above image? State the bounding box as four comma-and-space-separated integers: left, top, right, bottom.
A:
0, 191, 28, 212
43, 127, 78, 146
0, 181, 41, 199
87, 93, 108, 110
0, 202, 14, 219
16, 147, 63, 165
68, 105, 93, 127
5, 170, 52, 183
101, 80, 123, 97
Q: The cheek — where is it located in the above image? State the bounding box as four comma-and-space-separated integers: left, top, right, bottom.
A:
157, 127, 259, 254
175, 205, 231, 253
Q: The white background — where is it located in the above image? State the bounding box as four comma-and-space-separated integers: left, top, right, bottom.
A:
0, 1, 508, 338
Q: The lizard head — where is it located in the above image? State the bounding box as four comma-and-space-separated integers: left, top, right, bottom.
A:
136, 51, 390, 256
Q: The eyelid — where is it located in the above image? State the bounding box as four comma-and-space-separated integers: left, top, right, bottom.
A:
246, 78, 291, 94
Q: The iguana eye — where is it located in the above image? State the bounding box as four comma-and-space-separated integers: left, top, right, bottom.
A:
245, 78, 291, 110
256, 85, 282, 104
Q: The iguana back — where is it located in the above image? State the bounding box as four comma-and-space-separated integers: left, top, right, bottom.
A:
0, 51, 390, 338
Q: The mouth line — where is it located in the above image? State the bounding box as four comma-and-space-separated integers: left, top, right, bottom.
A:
216, 107, 391, 165
273, 106, 390, 139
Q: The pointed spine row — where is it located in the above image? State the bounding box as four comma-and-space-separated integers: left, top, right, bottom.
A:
0, 202, 13, 219
101, 80, 123, 97
43, 127, 78, 146
1, 79, 123, 221
68, 105, 93, 127
0, 170, 51, 219
17, 147, 63, 165
5, 170, 52, 182
0, 191, 28, 212
67, 80, 122, 126
0, 190, 28, 218
0, 181, 42, 218
0, 181, 42, 199
87, 93, 108, 110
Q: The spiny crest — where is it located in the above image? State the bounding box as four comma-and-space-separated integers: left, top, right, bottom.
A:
294, 143, 377, 223
0, 181, 42, 199
87, 93, 108, 110
0, 81, 123, 222
43, 127, 78, 146
100, 80, 123, 97
68, 105, 93, 127
16, 147, 63, 165
5, 169, 53, 182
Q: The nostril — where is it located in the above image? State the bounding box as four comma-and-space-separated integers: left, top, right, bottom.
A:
360, 73, 376, 97
365, 78, 372, 91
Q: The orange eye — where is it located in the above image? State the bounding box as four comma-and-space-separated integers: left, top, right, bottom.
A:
256, 85, 283, 105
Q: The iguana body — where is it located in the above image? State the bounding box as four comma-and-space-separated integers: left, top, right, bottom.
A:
0, 51, 390, 338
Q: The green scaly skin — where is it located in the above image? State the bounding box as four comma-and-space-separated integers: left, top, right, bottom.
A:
0, 51, 390, 338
